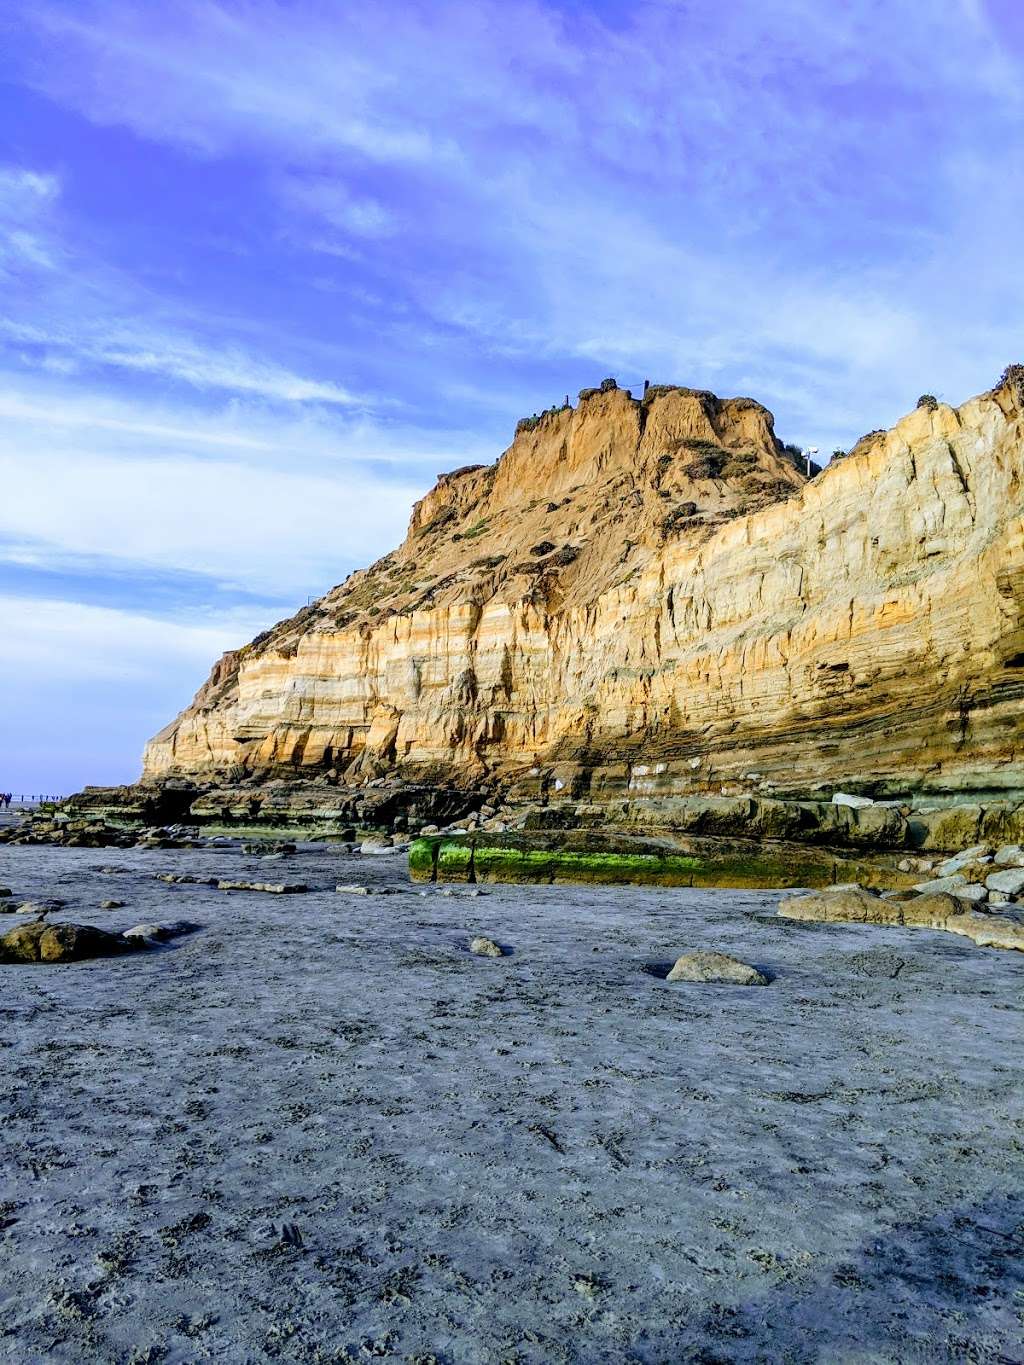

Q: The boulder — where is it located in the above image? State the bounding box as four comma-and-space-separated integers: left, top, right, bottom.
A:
912, 805, 984, 852
779, 886, 963, 928
665, 951, 768, 985
994, 844, 1024, 866
832, 792, 874, 809
912, 873, 968, 895
933, 846, 991, 876
984, 868, 1024, 896
779, 886, 1022, 950
0, 887, 11, 898
360, 836, 396, 855
952, 884, 989, 904
0, 919, 137, 964
944, 913, 1024, 952
469, 936, 504, 957
100, 899, 126, 910
898, 894, 969, 925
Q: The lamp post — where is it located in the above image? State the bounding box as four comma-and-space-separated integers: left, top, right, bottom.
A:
804, 446, 819, 476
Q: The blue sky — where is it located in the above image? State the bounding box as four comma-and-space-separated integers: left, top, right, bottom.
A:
1, 0, 1021, 793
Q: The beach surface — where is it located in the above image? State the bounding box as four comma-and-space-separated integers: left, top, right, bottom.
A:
1, 840, 1022, 1363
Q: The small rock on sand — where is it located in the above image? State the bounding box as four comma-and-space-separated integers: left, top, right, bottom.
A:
335, 885, 408, 896
469, 936, 504, 957
15, 899, 65, 916
665, 951, 768, 985
216, 880, 308, 894
122, 921, 199, 944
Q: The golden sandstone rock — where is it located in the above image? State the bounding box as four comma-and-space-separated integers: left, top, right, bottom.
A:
144, 371, 1024, 803
778, 887, 1024, 951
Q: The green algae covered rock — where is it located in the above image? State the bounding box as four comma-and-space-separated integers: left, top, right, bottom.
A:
409, 831, 917, 891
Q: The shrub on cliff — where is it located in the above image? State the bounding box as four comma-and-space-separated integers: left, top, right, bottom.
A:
917, 394, 938, 411
660, 503, 699, 536
578, 378, 618, 401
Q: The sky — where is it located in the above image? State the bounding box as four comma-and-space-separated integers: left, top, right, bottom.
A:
1, 0, 1022, 794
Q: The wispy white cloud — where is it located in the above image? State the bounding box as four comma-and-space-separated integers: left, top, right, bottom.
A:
0, 594, 267, 680
0, 390, 271, 449
11, 0, 1019, 440
278, 173, 398, 243
0, 163, 61, 274
0, 372, 490, 600
3, 318, 359, 405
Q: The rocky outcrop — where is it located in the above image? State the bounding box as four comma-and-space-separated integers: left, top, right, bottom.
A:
143, 370, 1024, 804
778, 885, 1024, 952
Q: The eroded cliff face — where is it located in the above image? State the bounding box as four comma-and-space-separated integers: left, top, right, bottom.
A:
144, 373, 1024, 800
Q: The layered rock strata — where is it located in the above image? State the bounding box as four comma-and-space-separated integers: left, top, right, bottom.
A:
143, 371, 1024, 803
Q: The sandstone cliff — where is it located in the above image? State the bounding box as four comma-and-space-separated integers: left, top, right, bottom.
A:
144, 370, 1024, 802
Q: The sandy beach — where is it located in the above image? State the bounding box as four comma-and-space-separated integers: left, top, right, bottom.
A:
1, 839, 1021, 1362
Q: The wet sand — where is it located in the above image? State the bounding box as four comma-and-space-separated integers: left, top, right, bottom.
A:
1, 840, 1022, 1363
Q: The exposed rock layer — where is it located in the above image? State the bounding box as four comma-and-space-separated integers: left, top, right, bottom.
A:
144, 373, 1024, 801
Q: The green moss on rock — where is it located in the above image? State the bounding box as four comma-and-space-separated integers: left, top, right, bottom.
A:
408, 831, 917, 891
